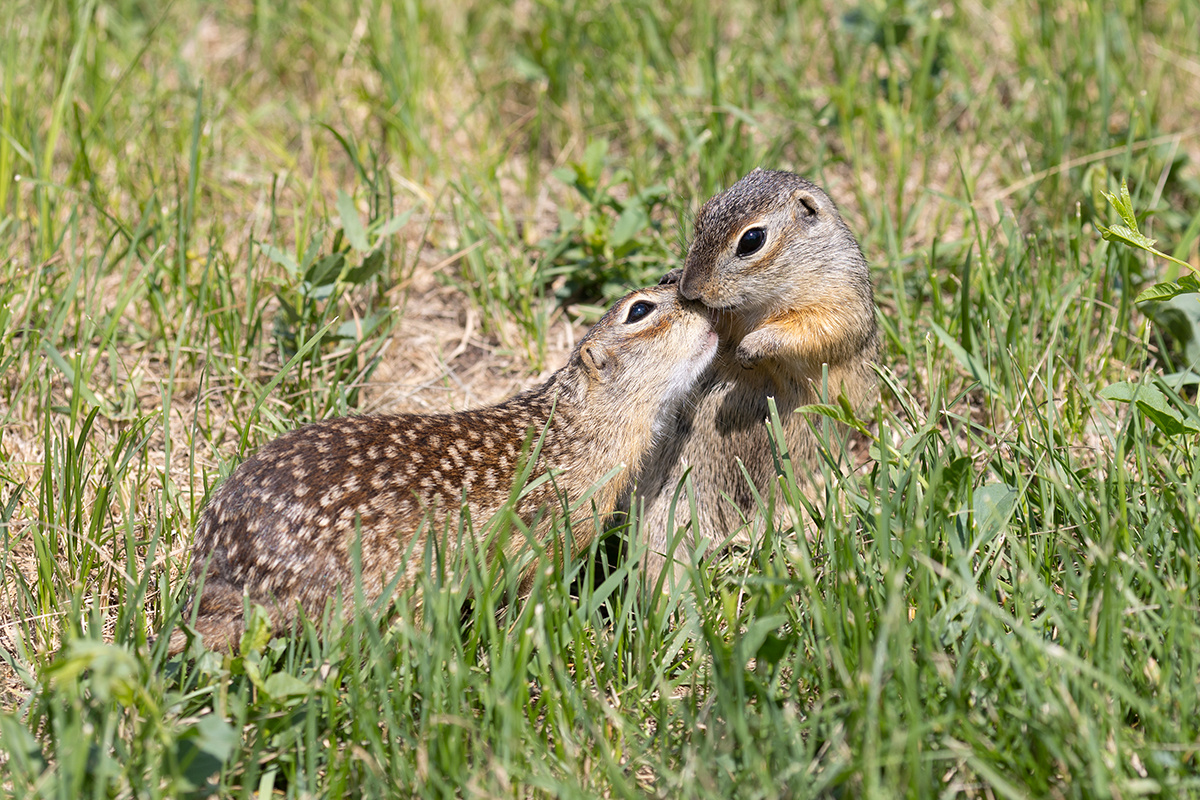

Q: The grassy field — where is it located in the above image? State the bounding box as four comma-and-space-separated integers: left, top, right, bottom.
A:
3, 0, 1200, 796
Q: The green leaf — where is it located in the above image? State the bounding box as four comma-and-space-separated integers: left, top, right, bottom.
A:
1101, 182, 1139, 230
242, 317, 339, 447
337, 190, 370, 253
299, 233, 323, 276
274, 292, 300, 325
335, 311, 385, 341
1097, 181, 1195, 273
261, 243, 299, 277
190, 715, 237, 763
510, 53, 548, 82
305, 252, 344, 288
307, 281, 340, 301
1160, 370, 1200, 389
1098, 222, 1157, 251
555, 205, 580, 233
176, 714, 237, 791
1144, 291, 1200, 368
755, 633, 791, 668
343, 249, 384, 286
1138, 273, 1200, 303
372, 207, 416, 239
551, 166, 578, 186
1099, 381, 1199, 435
1138, 400, 1197, 436
263, 671, 312, 701
634, 183, 670, 204
581, 139, 608, 183
1099, 381, 1150, 404
1136, 281, 1193, 303
610, 200, 648, 248
973, 483, 1017, 540
738, 614, 789, 668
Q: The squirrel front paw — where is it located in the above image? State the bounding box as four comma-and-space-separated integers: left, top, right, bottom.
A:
735, 343, 762, 368
735, 329, 777, 368
658, 268, 684, 286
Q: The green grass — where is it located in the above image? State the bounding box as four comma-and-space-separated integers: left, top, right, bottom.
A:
3, 0, 1200, 796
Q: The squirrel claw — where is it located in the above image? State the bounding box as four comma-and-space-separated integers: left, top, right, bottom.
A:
735, 346, 761, 369
658, 268, 684, 286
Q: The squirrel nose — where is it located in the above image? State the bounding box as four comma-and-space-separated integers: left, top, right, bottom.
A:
678, 273, 703, 301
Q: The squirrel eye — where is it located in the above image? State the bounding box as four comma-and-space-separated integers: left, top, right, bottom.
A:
625, 301, 655, 323
736, 227, 766, 256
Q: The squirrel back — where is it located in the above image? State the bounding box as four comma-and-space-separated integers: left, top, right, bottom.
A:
173, 285, 718, 653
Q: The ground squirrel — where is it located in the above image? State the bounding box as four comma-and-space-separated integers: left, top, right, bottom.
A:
632, 168, 879, 584
170, 286, 718, 653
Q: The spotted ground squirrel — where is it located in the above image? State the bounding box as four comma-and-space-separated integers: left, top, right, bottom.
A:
170, 286, 718, 653
633, 168, 879, 584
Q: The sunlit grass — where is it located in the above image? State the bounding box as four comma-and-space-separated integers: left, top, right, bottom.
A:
2, 0, 1199, 796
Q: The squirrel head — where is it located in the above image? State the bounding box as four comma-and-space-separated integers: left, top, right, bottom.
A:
679, 169, 871, 319
568, 285, 717, 437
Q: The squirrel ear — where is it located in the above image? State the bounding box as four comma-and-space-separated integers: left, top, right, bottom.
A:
792, 189, 821, 218
580, 343, 609, 378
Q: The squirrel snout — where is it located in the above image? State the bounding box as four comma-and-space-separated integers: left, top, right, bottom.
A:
678, 272, 705, 302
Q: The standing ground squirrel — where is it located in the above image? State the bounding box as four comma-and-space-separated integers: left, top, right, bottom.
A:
633, 168, 879, 584
171, 286, 718, 653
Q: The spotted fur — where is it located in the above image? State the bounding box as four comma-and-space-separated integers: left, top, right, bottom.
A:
173, 285, 718, 653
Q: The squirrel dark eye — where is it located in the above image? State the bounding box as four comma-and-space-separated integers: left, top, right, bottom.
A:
736, 227, 766, 256
625, 301, 655, 323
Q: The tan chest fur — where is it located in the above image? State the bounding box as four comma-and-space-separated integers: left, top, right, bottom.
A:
631, 169, 879, 584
